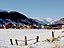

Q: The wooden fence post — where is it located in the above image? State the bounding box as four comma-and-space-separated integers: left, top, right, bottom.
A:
10, 39, 13, 45
52, 31, 54, 42
52, 31, 54, 38
25, 36, 27, 45
36, 36, 39, 42
15, 39, 18, 45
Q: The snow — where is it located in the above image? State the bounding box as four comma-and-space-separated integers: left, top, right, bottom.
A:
35, 17, 54, 25
0, 29, 64, 48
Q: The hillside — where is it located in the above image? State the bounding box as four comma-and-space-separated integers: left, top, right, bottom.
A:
0, 10, 29, 25
53, 18, 64, 24
0, 10, 64, 29
0, 10, 42, 26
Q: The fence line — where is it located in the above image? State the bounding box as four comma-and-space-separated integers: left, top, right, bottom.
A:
17, 40, 25, 42
9, 36, 40, 45
9, 32, 55, 45
27, 38, 36, 41
2, 31, 64, 46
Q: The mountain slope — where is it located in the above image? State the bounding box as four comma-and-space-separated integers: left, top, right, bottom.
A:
53, 18, 64, 24
0, 10, 55, 26
0, 10, 42, 26
33, 17, 54, 25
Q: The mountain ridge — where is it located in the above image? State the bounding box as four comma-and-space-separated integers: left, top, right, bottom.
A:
0, 10, 64, 26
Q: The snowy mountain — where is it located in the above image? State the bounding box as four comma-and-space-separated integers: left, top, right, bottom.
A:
0, 9, 7, 12
0, 10, 41, 26
33, 17, 54, 25
0, 10, 29, 25
53, 18, 64, 24
0, 9, 58, 26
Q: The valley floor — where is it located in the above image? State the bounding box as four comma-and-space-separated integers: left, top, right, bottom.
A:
0, 29, 64, 48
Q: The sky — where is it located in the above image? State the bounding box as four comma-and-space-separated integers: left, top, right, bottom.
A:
0, 0, 64, 19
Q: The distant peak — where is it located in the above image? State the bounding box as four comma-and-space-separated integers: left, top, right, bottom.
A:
60, 18, 64, 21
0, 9, 7, 12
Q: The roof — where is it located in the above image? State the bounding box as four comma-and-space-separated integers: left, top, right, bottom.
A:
44, 24, 64, 27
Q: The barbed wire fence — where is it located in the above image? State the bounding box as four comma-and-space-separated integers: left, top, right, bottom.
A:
1, 31, 64, 48
0, 31, 55, 46
9, 36, 47, 46
9, 31, 64, 46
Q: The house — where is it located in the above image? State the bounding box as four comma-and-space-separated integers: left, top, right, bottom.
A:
5, 22, 13, 29
0, 24, 4, 29
61, 25, 64, 32
23, 24, 32, 29
41, 25, 44, 29
44, 25, 52, 29
11, 24, 20, 29
44, 24, 64, 30
23, 24, 40, 29
0, 19, 5, 29
62, 25, 64, 29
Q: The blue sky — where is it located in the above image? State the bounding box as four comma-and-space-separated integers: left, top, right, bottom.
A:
0, 0, 64, 19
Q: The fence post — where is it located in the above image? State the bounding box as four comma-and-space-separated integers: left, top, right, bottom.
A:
10, 39, 13, 45
25, 36, 27, 45
52, 31, 54, 42
36, 36, 39, 42
15, 39, 18, 45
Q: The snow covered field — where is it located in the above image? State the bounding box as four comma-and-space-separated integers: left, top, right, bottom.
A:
0, 29, 64, 48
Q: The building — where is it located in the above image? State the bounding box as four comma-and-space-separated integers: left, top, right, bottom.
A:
61, 25, 64, 32
44, 24, 64, 30
23, 24, 32, 29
